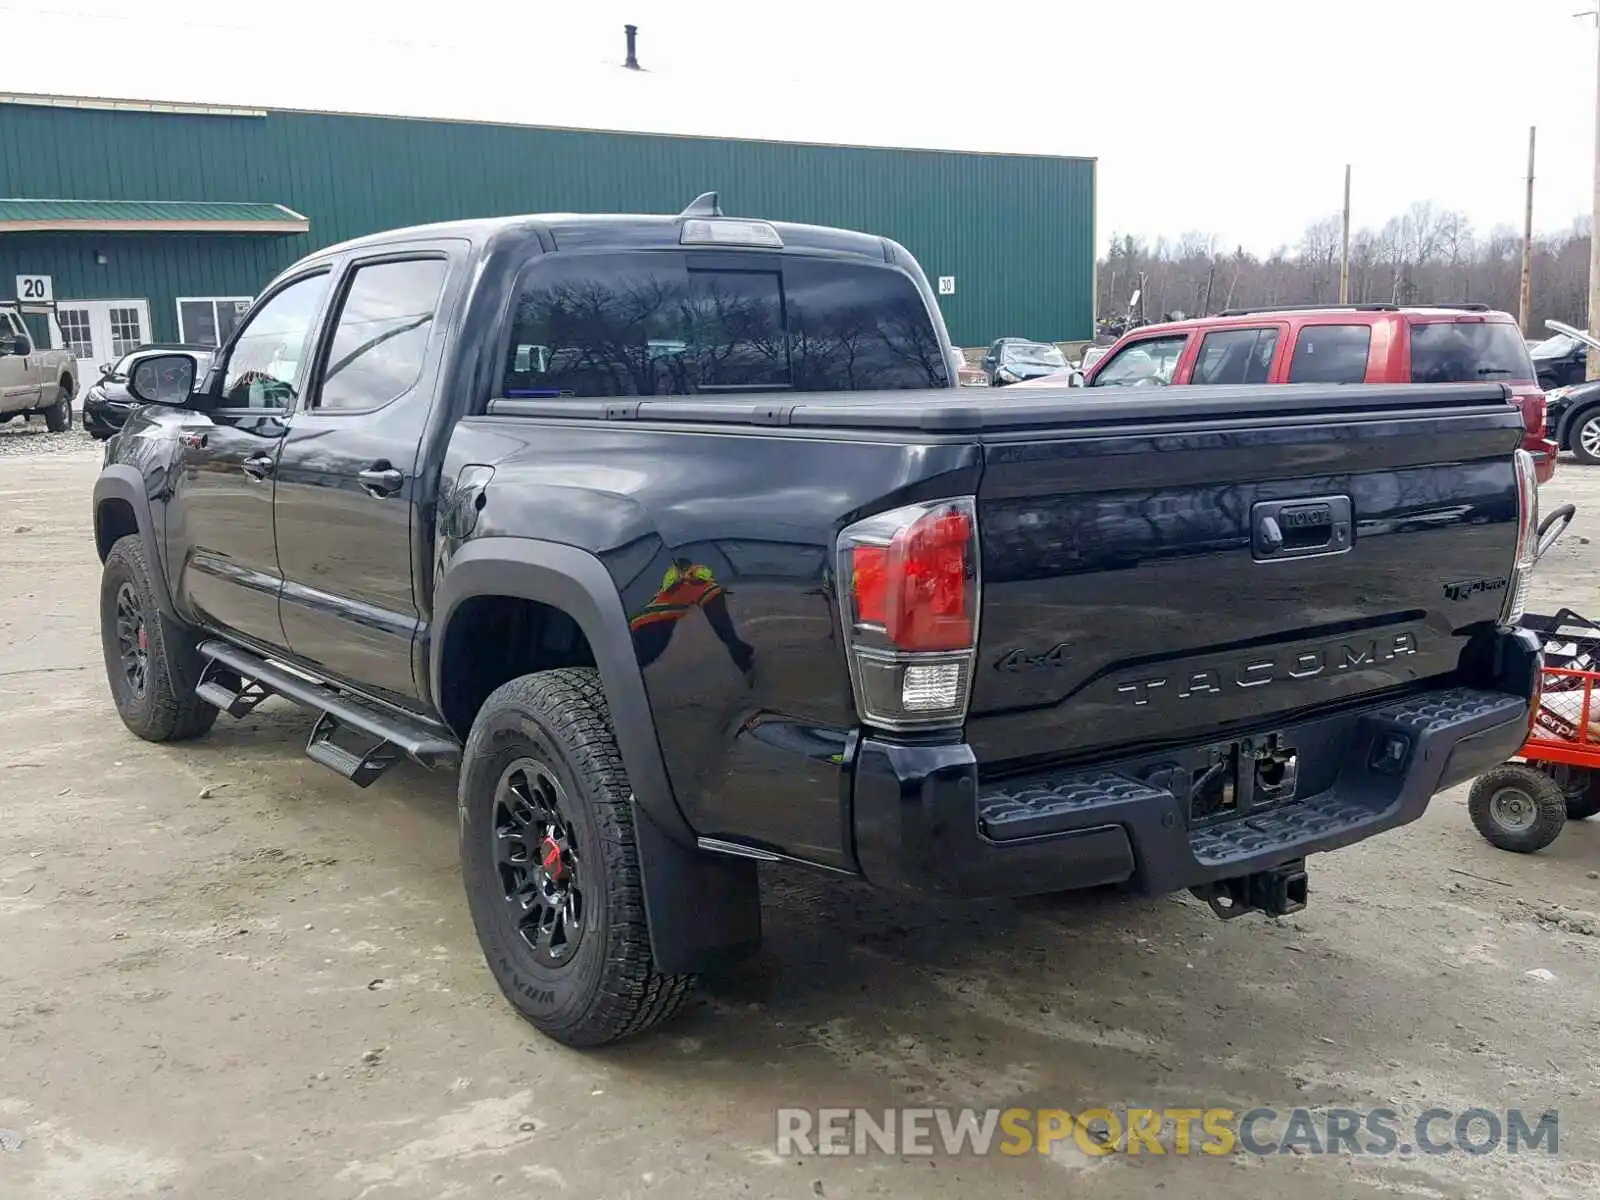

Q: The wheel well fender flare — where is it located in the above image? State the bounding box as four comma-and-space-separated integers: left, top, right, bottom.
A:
93, 465, 176, 617
431, 537, 691, 845
433, 539, 761, 972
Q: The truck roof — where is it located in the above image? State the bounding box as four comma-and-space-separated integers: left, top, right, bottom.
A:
315, 212, 899, 264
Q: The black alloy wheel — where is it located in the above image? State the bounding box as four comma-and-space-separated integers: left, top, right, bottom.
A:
493, 758, 585, 963
114, 580, 150, 698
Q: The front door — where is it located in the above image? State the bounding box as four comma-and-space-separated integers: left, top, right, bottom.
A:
51, 299, 151, 398
274, 250, 456, 707
166, 272, 333, 649
1, 311, 40, 411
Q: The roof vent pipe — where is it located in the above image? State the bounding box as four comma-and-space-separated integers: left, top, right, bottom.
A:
624, 24, 640, 70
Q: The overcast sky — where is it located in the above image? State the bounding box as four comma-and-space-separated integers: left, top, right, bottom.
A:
7, 0, 1598, 254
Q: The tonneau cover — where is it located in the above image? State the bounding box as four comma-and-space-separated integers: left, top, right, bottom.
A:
486, 382, 1515, 433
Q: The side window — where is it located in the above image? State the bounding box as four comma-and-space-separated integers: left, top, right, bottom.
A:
1288, 324, 1372, 384
220, 273, 331, 409
317, 259, 449, 411
1192, 328, 1280, 386
1089, 335, 1189, 388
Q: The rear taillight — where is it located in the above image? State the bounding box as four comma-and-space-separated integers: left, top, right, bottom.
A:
1501, 448, 1539, 626
837, 497, 980, 730
1514, 390, 1548, 438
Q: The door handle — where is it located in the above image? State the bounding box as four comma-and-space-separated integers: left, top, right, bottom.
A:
240, 454, 275, 481
358, 465, 405, 498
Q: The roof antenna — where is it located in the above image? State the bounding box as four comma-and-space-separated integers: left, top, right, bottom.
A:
680, 192, 723, 217
623, 24, 641, 70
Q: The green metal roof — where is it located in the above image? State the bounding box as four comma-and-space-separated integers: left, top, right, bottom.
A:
0, 198, 307, 233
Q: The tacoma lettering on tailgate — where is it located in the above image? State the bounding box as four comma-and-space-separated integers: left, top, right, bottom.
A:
1115, 632, 1420, 707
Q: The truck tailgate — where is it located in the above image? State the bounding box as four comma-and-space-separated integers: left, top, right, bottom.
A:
965, 382, 1524, 768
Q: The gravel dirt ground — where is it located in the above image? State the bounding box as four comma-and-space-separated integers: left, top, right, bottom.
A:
3, 426, 1599, 1200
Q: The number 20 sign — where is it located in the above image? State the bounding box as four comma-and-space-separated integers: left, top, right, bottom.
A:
15, 275, 53, 303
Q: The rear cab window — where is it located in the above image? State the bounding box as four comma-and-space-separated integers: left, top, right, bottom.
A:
1409, 320, 1536, 384
501, 252, 949, 397
1288, 324, 1372, 384
1088, 333, 1190, 387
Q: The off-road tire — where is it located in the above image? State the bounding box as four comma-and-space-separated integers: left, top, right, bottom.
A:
44, 383, 72, 433
1565, 784, 1600, 821
1468, 764, 1567, 854
99, 534, 218, 742
459, 667, 694, 1046
1532, 761, 1600, 819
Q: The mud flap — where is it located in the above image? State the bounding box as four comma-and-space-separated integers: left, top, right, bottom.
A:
631, 798, 762, 974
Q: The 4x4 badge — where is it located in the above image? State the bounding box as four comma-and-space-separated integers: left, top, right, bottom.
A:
1443, 577, 1509, 602
996, 643, 1069, 673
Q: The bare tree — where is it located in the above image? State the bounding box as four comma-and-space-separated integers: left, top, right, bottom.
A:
1093, 199, 1594, 335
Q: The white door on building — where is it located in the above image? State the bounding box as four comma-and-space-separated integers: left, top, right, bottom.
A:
50, 299, 152, 402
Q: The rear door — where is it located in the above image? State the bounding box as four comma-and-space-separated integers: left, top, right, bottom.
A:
273, 245, 460, 707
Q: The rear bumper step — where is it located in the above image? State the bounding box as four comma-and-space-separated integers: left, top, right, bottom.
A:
196, 640, 459, 785
850, 673, 1535, 903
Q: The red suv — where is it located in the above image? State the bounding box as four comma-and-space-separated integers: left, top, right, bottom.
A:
1036, 304, 1556, 482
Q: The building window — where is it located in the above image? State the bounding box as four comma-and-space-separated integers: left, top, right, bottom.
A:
56, 307, 94, 359
108, 306, 144, 356
177, 296, 253, 348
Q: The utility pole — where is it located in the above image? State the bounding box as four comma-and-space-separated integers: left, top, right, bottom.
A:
1339, 164, 1351, 304
1589, 9, 1600, 378
1520, 126, 1536, 335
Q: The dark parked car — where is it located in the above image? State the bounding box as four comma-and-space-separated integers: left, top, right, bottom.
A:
81, 344, 214, 439
94, 200, 1543, 1047
1531, 329, 1586, 390
1538, 322, 1600, 463
981, 337, 1068, 385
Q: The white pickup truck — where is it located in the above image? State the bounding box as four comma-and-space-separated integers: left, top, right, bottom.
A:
1, 302, 76, 432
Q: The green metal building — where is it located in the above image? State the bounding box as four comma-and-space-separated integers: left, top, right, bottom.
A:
0, 93, 1094, 380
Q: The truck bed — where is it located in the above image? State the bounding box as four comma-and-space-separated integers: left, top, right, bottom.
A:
483, 379, 1524, 775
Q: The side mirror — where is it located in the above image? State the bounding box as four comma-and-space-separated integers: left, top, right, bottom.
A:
127, 353, 200, 405
1, 332, 31, 356
1068, 370, 1086, 388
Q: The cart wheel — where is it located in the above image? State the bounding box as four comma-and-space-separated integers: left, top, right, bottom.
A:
1533, 762, 1600, 820
1468, 765, 1567, 853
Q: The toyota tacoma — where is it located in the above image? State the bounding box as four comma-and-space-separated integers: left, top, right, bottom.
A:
93, 196, 1546, 1046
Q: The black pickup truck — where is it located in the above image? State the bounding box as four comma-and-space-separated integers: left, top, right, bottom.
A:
93, 197, 1546, 1046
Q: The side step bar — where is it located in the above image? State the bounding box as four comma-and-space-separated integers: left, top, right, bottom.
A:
197, 640, 460, 787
